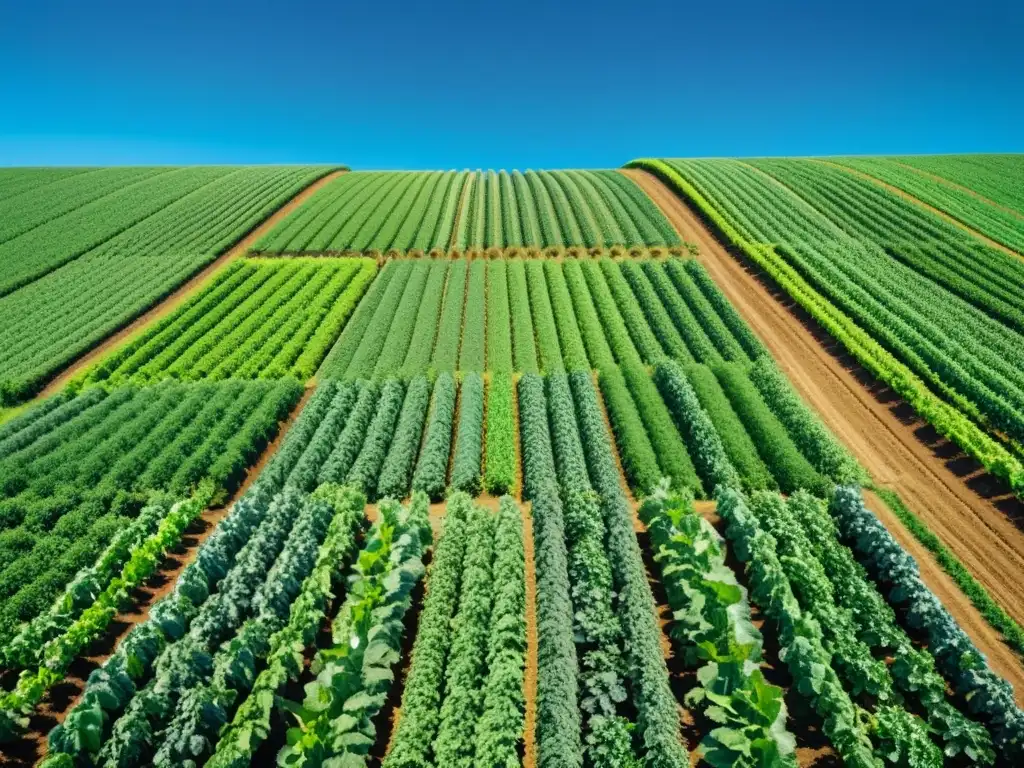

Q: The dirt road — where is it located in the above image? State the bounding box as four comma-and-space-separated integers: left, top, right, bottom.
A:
624, 167, 1024, 691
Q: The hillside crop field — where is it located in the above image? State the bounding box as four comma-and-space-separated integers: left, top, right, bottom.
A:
0, 156, 1023, 768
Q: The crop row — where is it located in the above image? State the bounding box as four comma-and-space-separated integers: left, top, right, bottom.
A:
39, 483, 366, 763
518, 370, 687, 767
714, 483, 1024, 766
0, 378, 301, 656
384, 494, 526, 768
638, 487, 797, 765
636, 158, 1024, 496
0, 166, 335, 405
895, 154, 1024, 216
321, 256, 758, 383
747, 157, 1024, 336
252, 170, 681, 254
83, 258, 376, 385
211, 492, 432, 766
828, 156, 1024, 254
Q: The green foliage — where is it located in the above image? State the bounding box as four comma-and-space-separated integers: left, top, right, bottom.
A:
597, 367, 662, 496
748, 356, 864, 484
486, 260, 514, 374
346, 379, 406, 499
598, 258, 665, 363
620, 363, 703, 497
507, 259, 539, 374
579, 259, 644, 368
869, 485, 1024, 660
789, 491, 995, 764
516, 373, 583, 767
716, 487, 879, 768
682, 363, 774, 491
0, 166, 333, 405
566, 371, 689, 768
434, 506, 496, 767
653, 359, 741, 493
639, 486, 797, 767
830, 486, 1024, 762
221, 492, 427, 768
1, 487, 214, 742
412, 373, 457, 501
484, 373, 516, 495
526, 260, 564, 373
318, 258, 400, 378
472, 497, 527, 767
562, 259, 616, 371
344, 260, 416, 379
400, 260, 449, 377
544, 259, 590, 370
377, 376, 432, 500
638, 260, 721, 364
383, 495, 471, 768
451, 373, 485, 495
373, 261, 432, 378
0, 380, 299, 649
459, 260, 486, 371
619, 259, 693, 363
713, 363, 826, 494
633, 158, 1024, 496
88, 259, 376, 385
546, 372, 640, 765
432, 259, 468, 373
661, 258, 748, 362
317, 380, 380, 485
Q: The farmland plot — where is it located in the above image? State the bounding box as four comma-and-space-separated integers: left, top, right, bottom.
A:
0, 166, 336, 405
634, 157, 1024, 496
252, 169, 681, 255
83, 258, 376, 385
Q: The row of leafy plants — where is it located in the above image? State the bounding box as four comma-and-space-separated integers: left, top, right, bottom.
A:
211, 491, 432, 766
638, 485, 797, 766
383, 493, 526, 768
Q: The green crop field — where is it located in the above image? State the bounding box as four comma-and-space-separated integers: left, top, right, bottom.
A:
252, 169, 681, 255
0, 158, 1022, 768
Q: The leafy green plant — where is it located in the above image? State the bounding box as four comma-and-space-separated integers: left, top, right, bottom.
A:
639, 485, 798, 767
484, 373, 516, 495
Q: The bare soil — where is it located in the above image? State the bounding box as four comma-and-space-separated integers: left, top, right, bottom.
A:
624, 168, 1024, 693
810, 160, 1023, 261
33, 169, 347, 401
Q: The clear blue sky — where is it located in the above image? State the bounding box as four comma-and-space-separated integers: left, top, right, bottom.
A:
1, 0, 1020, 168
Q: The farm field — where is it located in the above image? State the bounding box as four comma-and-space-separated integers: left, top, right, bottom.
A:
0, 157, 1023, 768
251, 169, 682, 255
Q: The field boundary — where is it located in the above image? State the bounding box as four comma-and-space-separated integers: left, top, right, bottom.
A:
623, 166, 1024, 677
30, 169, 347, 401
247, 243, 685, 261
809, 159, 1023, 261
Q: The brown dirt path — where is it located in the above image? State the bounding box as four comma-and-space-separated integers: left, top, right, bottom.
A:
809, 160, 1023, 261
623, 168, 1024, 684
34, 169, 347, 401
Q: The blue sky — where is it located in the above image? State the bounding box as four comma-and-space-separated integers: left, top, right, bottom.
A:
0, 0, 1020, 168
